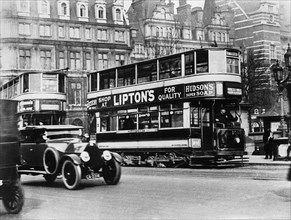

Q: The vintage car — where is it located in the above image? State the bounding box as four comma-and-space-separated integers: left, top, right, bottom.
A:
18, 125, 122, 190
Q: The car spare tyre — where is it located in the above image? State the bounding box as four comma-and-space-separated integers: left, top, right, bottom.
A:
43, 147, 60, 175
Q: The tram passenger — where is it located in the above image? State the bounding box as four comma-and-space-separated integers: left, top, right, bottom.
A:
215, 107, 238, 128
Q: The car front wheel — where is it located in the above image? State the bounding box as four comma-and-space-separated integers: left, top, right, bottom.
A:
61, 160, 81, 190
103, 159, 121, 185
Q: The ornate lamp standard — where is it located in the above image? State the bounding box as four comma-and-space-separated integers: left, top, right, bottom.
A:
271, 44, 291, 137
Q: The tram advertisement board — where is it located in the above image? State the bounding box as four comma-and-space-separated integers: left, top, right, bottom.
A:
89, 82, 228, 109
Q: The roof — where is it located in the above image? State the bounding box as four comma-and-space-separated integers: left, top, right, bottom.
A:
20, 125, 84, 131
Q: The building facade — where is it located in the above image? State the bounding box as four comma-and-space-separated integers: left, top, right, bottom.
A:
211, 0, 291, 135
0, 0, 132, 131
127, 0, 235, 62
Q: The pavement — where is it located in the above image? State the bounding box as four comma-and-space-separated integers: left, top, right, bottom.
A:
247, 155, 291, 166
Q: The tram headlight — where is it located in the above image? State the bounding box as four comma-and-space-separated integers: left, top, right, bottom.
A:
102, 150, 112, 161
80, 151, 90, 162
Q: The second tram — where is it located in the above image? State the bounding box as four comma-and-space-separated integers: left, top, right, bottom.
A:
87, 47, 247, 166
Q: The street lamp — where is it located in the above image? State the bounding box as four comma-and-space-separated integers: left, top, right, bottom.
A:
271, 44, 291, 137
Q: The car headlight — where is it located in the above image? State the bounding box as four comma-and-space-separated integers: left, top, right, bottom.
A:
235, 137, 240, 143
102, 150, 112, 161
80, 151, 90, 162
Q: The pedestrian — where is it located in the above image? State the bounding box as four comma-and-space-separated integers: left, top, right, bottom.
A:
263, 129, 273, 159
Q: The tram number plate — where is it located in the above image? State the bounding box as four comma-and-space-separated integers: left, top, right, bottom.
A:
86, 173, 100, 180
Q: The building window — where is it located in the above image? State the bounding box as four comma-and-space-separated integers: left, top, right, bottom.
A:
58, 26, 65, 38
116, 54, 125, 66
85, 52, 91, 70
40, 50, 52, 70
19, 23, 31, 36
70, 52, 81, 70
98, 6, 104, 18
58, 1, 70, 19
40, 25, 51, 37
85, 28, 91, 39
98, 53, 108, 70
77, 2, 88, 20
19, 49, 31, 69
97, 29, 107, 41
38, 0, 50, 17
270, 44, 276, 59
80, 4, 86, 17
69, 83, 82, 105
69, 27, 80, 38
59, 52, 65, 69
115, 30, 125, 42
116, 9, 121, 20
17, 0, 30, 16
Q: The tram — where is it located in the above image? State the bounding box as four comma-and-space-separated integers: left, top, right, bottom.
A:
87, 47, 247, 166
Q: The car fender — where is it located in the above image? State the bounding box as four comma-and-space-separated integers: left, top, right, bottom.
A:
111, 152, 122, 163
60, 154, 82, 166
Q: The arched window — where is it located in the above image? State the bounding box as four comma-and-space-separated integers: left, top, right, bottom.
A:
156, 27, 159, 37
80, 4, 85, 17
61, 3, 67, 15
41, 0, 48, 14
116, 8, 121, 20
98, 6, 104, 18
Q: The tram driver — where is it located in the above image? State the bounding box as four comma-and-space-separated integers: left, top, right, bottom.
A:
215, 107, 238, 128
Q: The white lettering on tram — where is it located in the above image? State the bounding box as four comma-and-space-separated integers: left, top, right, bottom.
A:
113, 90, 155, 106
185, 83, 214, 93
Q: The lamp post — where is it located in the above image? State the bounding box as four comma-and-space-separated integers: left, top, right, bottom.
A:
271, 44, 291, 137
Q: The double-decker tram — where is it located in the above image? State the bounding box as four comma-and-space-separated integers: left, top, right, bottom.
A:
87, 47, 247, 167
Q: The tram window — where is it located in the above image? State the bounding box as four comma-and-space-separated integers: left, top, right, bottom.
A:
23, 73, 29, 92
185, 52, 195, 75
100, 70, 116, 90
117, 65, 135, 87
159, 55, 181, 79
119, 114, 137, 130
59, 74, 65, 93
100, 112, 117, 132
160, 104, 183, 128
138, 107, 158, 129
227, 57, 239, 73
201, 108, 210, 127
30, 73, 41, 92
137, 61, 157, 83
43, 73, 58, 92
196, 50, 208, 73
91, 73, 97, 91
190, 107, 199, 127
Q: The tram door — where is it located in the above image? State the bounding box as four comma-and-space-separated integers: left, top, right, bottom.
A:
190, 102, 213, 149
200, 106, 213, 149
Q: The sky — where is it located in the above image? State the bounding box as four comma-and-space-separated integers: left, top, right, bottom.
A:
123, 0, 205, 12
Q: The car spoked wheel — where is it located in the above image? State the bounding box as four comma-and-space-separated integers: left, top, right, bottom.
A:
61, 160, 81, 190
103, 159, 121, 185
2, 182, 24, 214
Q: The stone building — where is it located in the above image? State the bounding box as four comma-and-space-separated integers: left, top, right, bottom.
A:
0, 0, 132, 131
127, 0, 234, 62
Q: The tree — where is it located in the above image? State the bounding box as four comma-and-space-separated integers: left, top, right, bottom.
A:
241, 48, 277, 109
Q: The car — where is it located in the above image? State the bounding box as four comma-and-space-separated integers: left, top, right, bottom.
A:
18, 125, 122, 190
